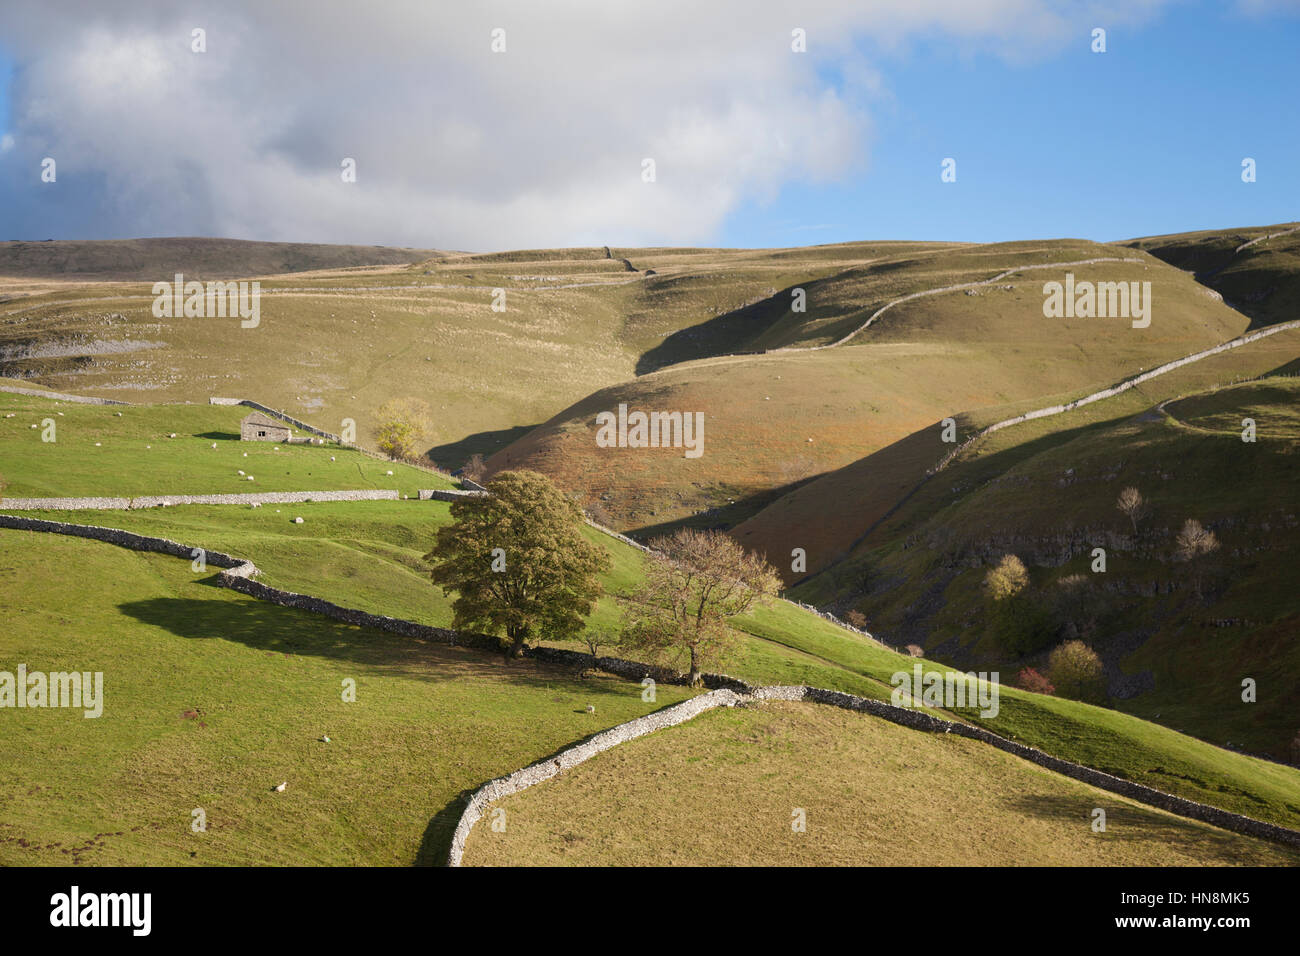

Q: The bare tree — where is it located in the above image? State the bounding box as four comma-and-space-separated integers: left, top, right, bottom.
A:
1116, 486, 1148, 535
582, 626, 614, 660
462, 453, 487, 484
1175, 518, 1220, 599
621, 529, 780, 686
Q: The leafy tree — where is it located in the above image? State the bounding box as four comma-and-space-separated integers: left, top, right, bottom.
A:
983, 554, 1050, 655
1047, 640, 1106, 702
1049, 573, 1107, 642
984, 554, 1029, 601
425, 470, 610, 657
1116, 486, 1148, 536
375, 397, 432, 460
376, 419, 419, 460
621, 529, 780, 686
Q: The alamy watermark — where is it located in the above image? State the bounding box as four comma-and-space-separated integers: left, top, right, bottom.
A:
595, 402, 704, 458
891, 663, 999, 718
1042, 273, 1150, 328
151, 273, 260, 328
0, 665, 103, 718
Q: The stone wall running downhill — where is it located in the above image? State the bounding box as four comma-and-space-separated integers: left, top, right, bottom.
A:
445, 688, 748, 866
5, 512, 1300, 864
931, 317, 1300, 475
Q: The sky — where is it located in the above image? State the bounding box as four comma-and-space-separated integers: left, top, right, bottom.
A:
0, 0, 1296, 250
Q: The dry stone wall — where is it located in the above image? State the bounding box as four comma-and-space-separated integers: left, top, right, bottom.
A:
0, 382, 132, 405
932, 317, 1300, 475
450, 681, 1300, 865
0, 489, 402, 510
446, 688, 747, 866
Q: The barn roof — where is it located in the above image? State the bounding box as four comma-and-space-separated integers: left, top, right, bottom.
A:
241, 411, 289, 429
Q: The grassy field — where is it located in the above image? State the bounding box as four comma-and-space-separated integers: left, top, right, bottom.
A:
0, 531, 694, 865
23, 495, 1300, 833
463, 700, 1300, 867
0, 391, 452, 498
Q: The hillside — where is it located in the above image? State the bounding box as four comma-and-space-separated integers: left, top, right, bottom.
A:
785, 374, 1300, 759
0, 530, 694, 865
489, 241, 1249, 530
1126, 221, 1300, 330
463, 700, 1299, 866
5, 390, 1300, 866
0, 237, 443, 281
0, 240, 911, 467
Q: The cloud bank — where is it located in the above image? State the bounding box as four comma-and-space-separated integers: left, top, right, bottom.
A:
0, 0, 1166, 249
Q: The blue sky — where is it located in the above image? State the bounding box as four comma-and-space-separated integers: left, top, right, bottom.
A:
722, 3, 1300, 246
0, 0, 1296, 249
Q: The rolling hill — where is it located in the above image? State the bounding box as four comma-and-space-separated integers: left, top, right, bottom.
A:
0, 237, 443, 281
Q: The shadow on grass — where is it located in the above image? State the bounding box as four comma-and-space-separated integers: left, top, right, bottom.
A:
195, 431, 240, 441
117, 589, 608, 693
426, 424, 539, 471
999, 792, 1294, 863
627, 476, 818, 541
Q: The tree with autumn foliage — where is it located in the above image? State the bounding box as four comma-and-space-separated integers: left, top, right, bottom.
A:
425, 470, 610, 657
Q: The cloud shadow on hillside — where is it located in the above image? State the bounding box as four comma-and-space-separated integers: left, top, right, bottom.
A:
426, 424, 539, 470
634, 293, 786, 375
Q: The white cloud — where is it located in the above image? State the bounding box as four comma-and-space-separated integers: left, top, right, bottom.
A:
0, 0, 1169, 248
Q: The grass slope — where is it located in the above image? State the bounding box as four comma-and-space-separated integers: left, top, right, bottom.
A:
1127, 221, 1300, 330
464, 700, 1300, 866
790, 375, 1300, 757
0, 531, 693, 865
22, 495, 1300, 832
0, 392, 452, 498
491, 245, 1248, 529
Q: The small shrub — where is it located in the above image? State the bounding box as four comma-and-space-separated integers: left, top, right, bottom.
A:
1047, 640, 1106, 703
984, 554, 1028, 601
1016, 667, 1055, 695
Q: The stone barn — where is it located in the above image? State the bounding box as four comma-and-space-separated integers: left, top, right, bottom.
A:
240, 411, 292, 443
